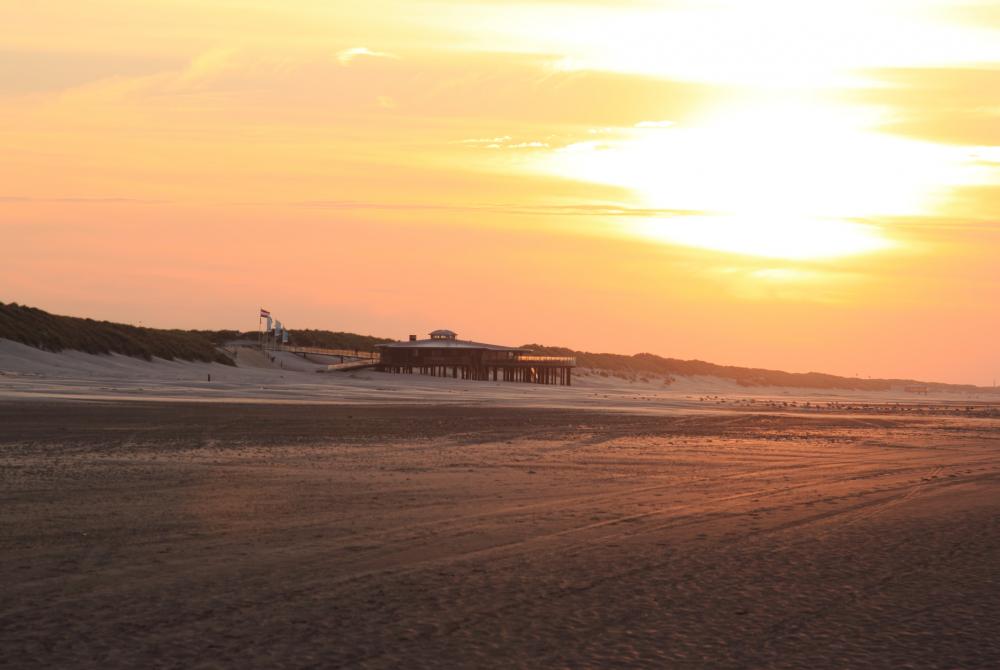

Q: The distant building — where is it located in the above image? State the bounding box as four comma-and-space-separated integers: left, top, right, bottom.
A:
376, 330, 575, 385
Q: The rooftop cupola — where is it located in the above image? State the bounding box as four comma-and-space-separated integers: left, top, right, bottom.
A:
429, 329, 458, 340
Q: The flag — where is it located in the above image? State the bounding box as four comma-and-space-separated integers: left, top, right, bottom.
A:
259, 308, 270, 318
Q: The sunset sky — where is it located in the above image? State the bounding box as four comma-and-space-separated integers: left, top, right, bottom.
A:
3, 1, 999, 383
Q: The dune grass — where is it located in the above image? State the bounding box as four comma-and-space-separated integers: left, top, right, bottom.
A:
522, 343, 986, 393
271, 328, 392, 352
0, 303, 234, 365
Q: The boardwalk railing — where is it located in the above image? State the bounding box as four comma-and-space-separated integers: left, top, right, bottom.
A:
265, 344, 379, 360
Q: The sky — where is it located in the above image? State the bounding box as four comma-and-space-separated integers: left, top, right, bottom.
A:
2, 0, 1000, 384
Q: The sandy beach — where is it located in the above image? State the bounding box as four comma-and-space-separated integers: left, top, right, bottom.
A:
3, 396, 999, 668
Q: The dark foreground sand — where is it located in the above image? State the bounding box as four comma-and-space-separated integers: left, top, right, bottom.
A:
2, 400, 999, 669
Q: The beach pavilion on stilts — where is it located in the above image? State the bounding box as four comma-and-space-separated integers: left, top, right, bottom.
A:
375, 330, 575, 386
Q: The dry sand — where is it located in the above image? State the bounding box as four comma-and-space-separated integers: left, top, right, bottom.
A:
3, 397, 1000, 669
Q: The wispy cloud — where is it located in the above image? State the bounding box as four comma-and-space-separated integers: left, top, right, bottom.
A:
288, 199, 701, 218
177, 47, 238, 85
458, 136, 513, 145
456, 136, 550, 150
635, 120, 674, 128
336, 47, 399, 66
0, 196, 164, 204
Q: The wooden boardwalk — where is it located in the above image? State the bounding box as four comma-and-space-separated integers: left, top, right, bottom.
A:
265, 344, 379, 361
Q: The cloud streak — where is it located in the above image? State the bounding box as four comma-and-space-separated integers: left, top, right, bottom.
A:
336, 47, 400, 66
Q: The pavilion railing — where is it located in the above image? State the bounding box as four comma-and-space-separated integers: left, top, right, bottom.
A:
513, 355, 577, 365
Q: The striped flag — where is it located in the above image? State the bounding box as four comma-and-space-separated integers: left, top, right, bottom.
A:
260, 308, 270, 318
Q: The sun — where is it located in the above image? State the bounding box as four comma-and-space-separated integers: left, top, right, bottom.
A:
532, 99, 976, 260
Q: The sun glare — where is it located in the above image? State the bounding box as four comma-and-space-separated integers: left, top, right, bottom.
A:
633, 215, 890, 261
439, 0, 1000, 262
531, 99, 981, 260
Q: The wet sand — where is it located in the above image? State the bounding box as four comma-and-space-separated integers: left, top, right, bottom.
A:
2, 400, 1000, 668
